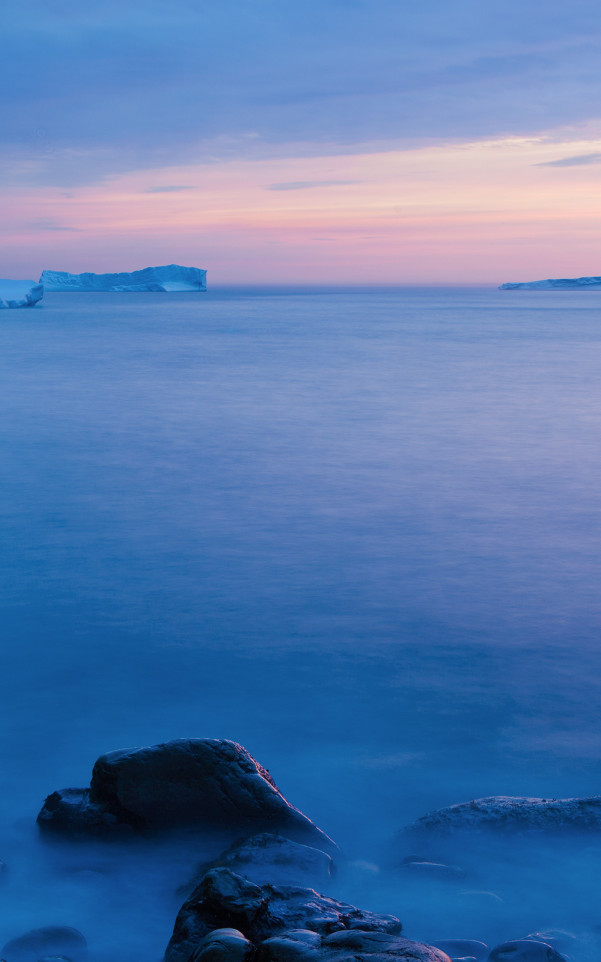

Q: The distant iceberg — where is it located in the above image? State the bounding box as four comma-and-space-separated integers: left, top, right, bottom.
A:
0, 279, 44, 308
499, 275, 601, 290
40, 264, 207, 293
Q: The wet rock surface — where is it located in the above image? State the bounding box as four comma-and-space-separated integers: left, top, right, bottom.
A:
164, 867, 446, 962
1, 926, 87, 962
37, 739, 337, 852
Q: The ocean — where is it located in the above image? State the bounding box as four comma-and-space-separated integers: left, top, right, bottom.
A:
1, 286, 601, 958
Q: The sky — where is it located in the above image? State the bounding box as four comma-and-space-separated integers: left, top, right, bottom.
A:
3, 0, 601, 284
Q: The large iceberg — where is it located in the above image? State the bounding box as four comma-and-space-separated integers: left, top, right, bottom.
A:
500, 275, 601, 290
39, 264, 207, 293
0, 279, 44, 308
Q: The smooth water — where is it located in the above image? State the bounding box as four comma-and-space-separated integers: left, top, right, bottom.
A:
1, 287, 601, 957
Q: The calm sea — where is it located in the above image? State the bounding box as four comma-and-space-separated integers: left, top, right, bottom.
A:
1, 286, 601, 956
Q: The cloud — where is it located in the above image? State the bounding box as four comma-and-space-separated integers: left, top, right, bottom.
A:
267, 180, 359, 191
144, 185, 197, 192
26, 218, 80, 231
536, 151, 601, 167
3, 0, 601, 185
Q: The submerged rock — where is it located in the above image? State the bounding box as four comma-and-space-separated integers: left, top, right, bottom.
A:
37, 739, 336, 853
164, 867, 417, 962
195, 833, 335, 888
431, 941, 488, 962
488, 940, 567, 962
1, 926, 87, 962
402, 795, 601, 839
521, 933, 578, 953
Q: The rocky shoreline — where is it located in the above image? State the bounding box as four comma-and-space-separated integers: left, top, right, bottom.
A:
3, 738, 600, 961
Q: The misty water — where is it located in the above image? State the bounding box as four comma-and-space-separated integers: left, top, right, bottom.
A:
2, 286, 601, 959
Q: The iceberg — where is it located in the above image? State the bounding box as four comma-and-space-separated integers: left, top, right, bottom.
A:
0, 279, 44, 309
39, 264, 207, 293
499, 275, 601, 290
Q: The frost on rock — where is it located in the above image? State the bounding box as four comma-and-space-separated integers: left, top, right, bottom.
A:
499, 275, 601, 290
0, 279, 44, 308
39, 264, 207, 292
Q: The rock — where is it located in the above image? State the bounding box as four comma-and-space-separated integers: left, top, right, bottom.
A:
165, 868, 451, 962
400, 856, 466, 881
402, 796, 601, 839
257, 930, 322, 962
164, 867, 403, 962
195, 833, 335, 888
1, 926, 87, 962
431, 942, 488, 962
188, 929, 253, 962
488, 940, 567, 962
37, 739, 336, 852
322, 930, 450, 960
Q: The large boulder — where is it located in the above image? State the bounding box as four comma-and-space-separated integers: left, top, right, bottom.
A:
164, 867, 448, 962
194, 833, 335, 888
402, 795, 601, 839
37, 739, 336, 852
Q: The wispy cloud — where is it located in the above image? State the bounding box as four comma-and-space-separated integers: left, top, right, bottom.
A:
4, 1, 601, 186
144, 185, 197, 192
267, 179, 359, 191
27, 218, 80, 231
536, 151, 601, 167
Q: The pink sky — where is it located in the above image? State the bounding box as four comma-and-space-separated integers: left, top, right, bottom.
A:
3, 126, 601, 285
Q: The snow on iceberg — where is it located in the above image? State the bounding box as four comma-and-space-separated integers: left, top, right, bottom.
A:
499, 275, 601, 290
0, 279, 44, 309
39, 264, 207, 293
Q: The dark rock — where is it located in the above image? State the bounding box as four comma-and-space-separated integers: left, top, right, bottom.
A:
196, 833, 335, 888
37, 739, 336, 852
1, 926, 87, 962
164, 868, 403, 962
257, 930, 322, 962
488, 940, 567, 962
322, 930, 450, 960
36, 788, 140, 837
188, 928, 254, 962
431, 941, 488, 962
164, 868, 450, 962
403, 796, 601, 839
